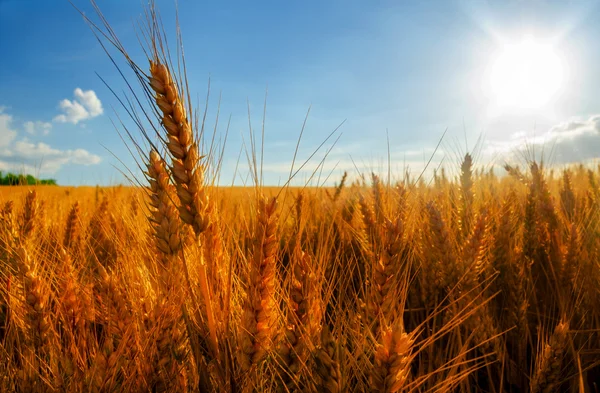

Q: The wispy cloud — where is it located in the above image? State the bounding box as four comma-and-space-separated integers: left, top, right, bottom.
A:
53, 88, 104, 125
0, 107, 17, 147
23, 120, 52, 135
0, 107, 101, 175
484, 115, 600, 164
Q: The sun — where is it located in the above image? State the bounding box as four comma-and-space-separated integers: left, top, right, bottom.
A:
488, 35, 564, 110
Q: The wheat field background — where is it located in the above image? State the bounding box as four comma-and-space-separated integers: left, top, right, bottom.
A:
1, 2, 599, 393
1, 162, 599, 392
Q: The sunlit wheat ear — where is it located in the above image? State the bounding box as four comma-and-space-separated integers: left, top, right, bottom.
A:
424, 201, 456, 295
341, 197, 356, 224
239, 196, 278, 372
279, 248, 321, 390
148, 60, 210, 237
561, 223, 579, 297
58, 249, 84, 332
148, 59, 221, 361
332, 171, 348, 202
147, 150, 182, 272
461, 211, 492, 288
16, 247, 51, 350
371, 173, 385, 223
531, 162, 558, 229
1, 200, 15, 232
495, 194, 527, 335
0, 201, 17, 273
294, 190, 304, 218
459, 153, 473, 238
19, 190, 38, 239
370, 323, 414, 393
369, 217, 404, 329
94, 262, 134, 347
86, 262, 138, 390
202, 207, 225, 306
152, 300, 189, 393
88, 197, 118, 270
0, 198, 18, 340
359, 195, 378, 246
588, 169, 600, 197
63, 202, 80, 251
504, 163, 527, 184
529, 163, 563, 315
530, 320, 569, 393
559, 170, 575, 221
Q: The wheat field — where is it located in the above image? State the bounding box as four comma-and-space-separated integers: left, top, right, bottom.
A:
1, 2, 599, 393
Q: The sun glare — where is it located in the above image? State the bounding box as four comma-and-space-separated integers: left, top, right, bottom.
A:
488, 35, 564, 110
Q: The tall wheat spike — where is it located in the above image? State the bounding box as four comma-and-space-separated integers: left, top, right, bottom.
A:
459, 153, 474, 238
148, 61, 210, 237
148, 58, 220, 360
239, 196, 279, 371
370, 323, 414, 393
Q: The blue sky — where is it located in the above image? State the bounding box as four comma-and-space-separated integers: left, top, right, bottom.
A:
1, 0, 600, 186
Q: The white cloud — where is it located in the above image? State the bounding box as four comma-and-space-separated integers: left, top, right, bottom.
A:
484, 115, 600, 165
69, 148, 102, 165
0, 107, 101, 175
53, 88, 104, 124
0, 107, 17, 147
12, 140, 62, 159
23, 120, 52, 135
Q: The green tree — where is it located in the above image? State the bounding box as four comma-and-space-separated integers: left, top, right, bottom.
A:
0, 171, 58, 186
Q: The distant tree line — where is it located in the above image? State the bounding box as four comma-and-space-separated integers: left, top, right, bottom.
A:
0, 172, 57, 186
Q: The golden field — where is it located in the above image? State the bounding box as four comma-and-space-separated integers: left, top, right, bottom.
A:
1, 163, 599, 392
1, 3, 599, 392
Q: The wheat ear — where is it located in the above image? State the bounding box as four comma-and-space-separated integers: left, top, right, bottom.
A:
147, 150, 182, 271
16, 247, 51, 350
315, 325, 342, 393
369, 217, 404, 328
63, 202, 80, 250
459, 153, 474, 238
149, 60, 210, 236
279, 247, 321, 390
149, 60, 219, 359
530, 320, 569, 393
19, 190, 38, 240
371, 323, 414, 393
152, 300, 189, 392
424, 201, 456, 298
239, 196, 279, 371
